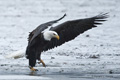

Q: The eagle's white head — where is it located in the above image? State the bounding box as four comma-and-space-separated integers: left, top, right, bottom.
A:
43, 31, 60, 41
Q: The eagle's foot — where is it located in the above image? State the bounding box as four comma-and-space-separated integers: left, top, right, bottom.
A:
38, 59, 46, 67
30, 67, 38, 71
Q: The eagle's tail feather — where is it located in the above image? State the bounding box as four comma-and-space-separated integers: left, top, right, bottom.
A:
5, 47, 26, 59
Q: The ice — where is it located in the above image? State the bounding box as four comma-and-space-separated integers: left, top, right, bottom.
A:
0, 75, 50, 80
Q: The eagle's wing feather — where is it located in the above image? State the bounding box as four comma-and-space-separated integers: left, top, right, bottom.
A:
43, 13, 108, 51
28, 14, 66, 43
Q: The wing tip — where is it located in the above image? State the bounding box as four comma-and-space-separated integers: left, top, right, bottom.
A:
96, 12, 109, 19
93, 12, 109, 26
58, 13, 67, 21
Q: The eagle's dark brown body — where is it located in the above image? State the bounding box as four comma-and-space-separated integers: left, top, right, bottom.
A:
26, 33, 49, 67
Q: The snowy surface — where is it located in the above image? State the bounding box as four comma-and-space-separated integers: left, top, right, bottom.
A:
0, 75, 50, 80
0, 0, 120, 80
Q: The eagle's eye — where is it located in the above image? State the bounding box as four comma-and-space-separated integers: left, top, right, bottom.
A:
53, 33, 56, 35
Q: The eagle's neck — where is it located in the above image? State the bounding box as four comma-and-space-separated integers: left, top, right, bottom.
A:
43, 31, 52, 41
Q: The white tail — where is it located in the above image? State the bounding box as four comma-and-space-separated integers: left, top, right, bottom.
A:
5, 47, 26, 59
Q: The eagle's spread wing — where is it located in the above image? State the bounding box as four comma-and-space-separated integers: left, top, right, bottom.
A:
43, 13, 108, 51
28, 14, 66, 43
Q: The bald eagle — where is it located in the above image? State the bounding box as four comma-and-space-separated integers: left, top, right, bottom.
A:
26, 13, 108, 71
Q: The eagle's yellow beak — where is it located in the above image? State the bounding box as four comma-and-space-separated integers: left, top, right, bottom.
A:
55, 35, 60, 40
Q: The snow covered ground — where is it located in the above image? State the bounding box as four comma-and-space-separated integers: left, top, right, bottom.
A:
0, 0, 120, 80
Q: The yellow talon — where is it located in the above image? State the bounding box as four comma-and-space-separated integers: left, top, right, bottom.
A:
30, 67, 38, 71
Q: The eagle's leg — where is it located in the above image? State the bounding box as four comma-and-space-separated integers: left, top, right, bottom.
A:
29, 66, 38, 71
38, 59, 46, 67
37, 53, 46, 67
28, 50, 38, 71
